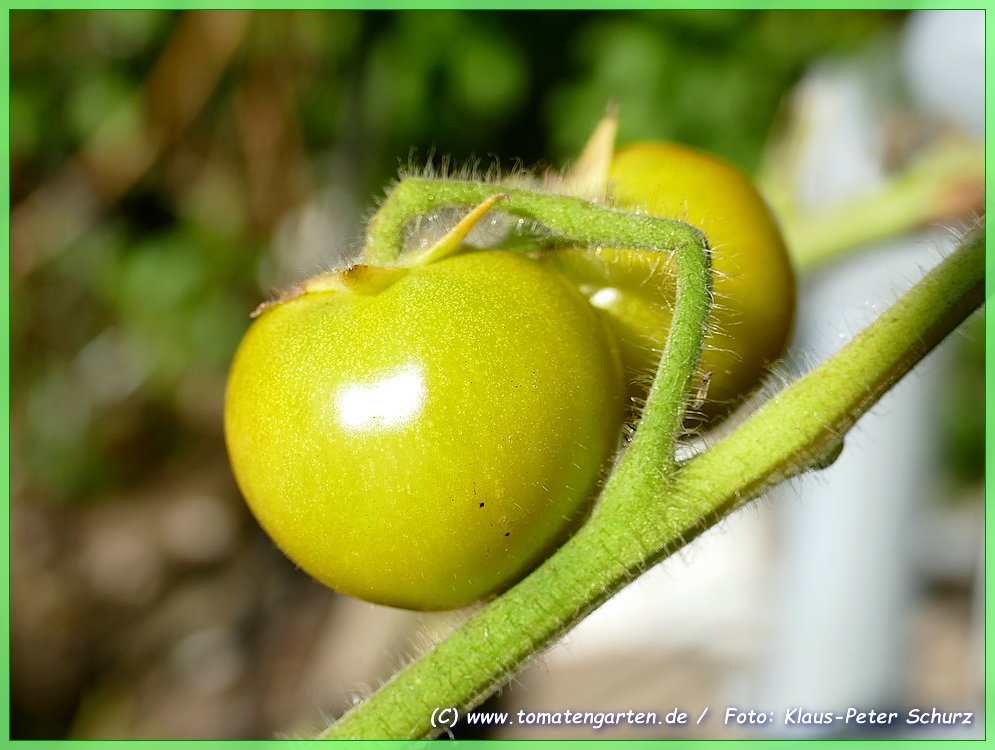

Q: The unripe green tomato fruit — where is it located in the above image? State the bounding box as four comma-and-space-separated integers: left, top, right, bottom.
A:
549, 142, 795, 416
224, 250, 626, 610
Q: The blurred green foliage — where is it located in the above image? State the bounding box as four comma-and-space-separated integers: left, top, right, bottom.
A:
11, 9, 902, 504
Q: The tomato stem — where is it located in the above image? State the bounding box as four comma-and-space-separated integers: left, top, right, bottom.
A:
320, 220, 983, 740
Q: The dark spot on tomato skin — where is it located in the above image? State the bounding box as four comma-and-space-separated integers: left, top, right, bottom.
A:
479, 502, 485, 508
504, 532, 510, 537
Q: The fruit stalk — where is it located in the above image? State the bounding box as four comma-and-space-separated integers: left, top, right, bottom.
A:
364, 177, 708, 275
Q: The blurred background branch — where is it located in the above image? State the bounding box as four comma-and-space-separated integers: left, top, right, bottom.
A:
12, 11, 250, 281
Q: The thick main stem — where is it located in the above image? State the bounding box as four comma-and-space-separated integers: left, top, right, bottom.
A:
322, 222, 984, 740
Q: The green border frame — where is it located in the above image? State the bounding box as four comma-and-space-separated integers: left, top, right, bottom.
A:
2, 3, 989, 748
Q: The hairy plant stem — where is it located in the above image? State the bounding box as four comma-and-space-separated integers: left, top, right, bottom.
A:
325, 180, 984, 740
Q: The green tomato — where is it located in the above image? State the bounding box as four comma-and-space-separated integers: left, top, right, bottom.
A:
549, 142, 796, 417
224, 250, 625, 610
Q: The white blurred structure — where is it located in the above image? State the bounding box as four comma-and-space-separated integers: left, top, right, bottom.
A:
759, 10, 984, 739
902, 10, 984, 138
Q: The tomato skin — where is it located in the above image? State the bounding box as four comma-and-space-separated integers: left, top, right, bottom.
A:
550, 142, 796, 415
224, 250, 625, 610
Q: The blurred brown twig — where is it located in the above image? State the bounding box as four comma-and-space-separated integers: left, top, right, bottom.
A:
11, 11, 251, 282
